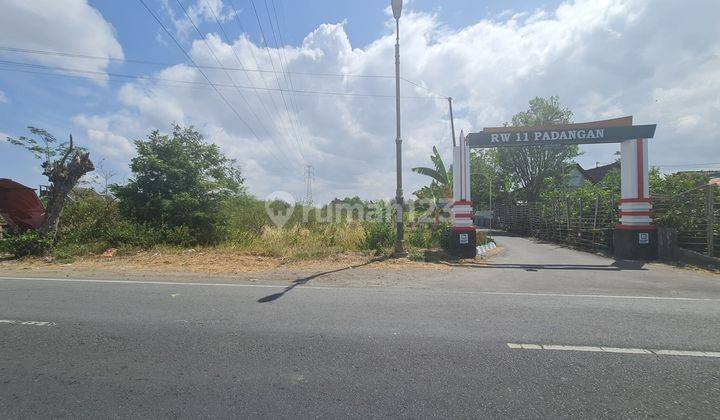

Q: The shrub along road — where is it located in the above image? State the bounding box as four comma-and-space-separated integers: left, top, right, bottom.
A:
1, 233, 719, 418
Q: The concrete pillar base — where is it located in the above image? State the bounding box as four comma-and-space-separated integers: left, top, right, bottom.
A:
613, 228, 658, 260
449, 229, 477, 259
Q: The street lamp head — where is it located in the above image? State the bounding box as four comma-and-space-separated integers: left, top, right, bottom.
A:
391, 0, 403, 20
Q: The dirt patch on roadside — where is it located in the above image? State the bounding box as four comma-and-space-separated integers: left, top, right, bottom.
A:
0, 248, 464, 281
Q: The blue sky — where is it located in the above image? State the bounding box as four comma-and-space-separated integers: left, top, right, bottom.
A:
1, 0, 719, 202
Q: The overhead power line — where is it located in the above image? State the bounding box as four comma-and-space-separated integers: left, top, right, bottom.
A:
225, 0, 305, 163
0, 45, 447, 98
249, 0, 306, 165
202, 0, 302, 166
5, 51, 718, 174
137, 0, 287, 168
173, 0, 299, 167
267, 0, 310, 163
0, 59, 443, 99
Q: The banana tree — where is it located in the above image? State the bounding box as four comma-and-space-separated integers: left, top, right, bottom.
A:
412, 146, 453, 226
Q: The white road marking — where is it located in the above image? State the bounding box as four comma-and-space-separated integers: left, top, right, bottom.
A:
0, 276, 719, 302
543, 345, 602, 352
601, 347, 651, 354
507, 343, 720, 358
463, 291, 720, 302
0, 319, 55, 327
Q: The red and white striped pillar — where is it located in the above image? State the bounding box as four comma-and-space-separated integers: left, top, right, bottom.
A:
452, 130, 473, 232
618, 138, 653, 229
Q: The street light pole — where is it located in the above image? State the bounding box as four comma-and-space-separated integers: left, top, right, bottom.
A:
392, 0, 406, 256
489, 173, 493, 230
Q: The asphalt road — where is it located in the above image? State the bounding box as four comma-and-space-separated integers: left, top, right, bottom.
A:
1, 233, 719, 418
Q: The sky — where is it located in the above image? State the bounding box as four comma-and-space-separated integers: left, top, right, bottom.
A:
1, 0, 719, 204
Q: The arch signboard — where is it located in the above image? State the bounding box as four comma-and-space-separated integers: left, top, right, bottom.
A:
467, 117, 656, 148
452, 116, 659, 259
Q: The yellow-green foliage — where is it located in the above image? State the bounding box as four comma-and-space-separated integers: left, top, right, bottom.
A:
226, 224, 367, 260
1, 185, 447, 261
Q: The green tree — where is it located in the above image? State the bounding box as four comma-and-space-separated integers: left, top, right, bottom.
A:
470, 149, 509, 211
499, 96, 580, 202
111, 125, 244, 244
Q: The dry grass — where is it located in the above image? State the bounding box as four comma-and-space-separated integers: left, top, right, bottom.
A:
227, 224, 367, 260
0, 224, 377, 275
0, 246, 450, 278
0, 224, 460, 277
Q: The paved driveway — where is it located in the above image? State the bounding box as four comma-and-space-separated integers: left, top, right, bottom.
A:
431, 230, 720, 299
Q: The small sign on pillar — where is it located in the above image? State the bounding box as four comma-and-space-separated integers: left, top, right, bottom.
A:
459, 233, 469, 245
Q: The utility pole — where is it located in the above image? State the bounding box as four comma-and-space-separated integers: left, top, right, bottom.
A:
449, 97, 457, 147
392, 0, 406, 257
305, 165, 314, 205
707, 184, 715, 257
489, 173, 493, 229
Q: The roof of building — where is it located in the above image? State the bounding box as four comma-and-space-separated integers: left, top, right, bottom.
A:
0, 178, 45, 230
575, 161, 620, 184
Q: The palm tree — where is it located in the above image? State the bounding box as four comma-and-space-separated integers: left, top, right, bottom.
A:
412, 146, 452, 225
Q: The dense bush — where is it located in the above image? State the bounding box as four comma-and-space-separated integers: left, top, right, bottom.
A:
362, 221, 395, 251
51, 190, 196, 254
438, 225, 452, 251
19, 188, 385, 260
651, 171, 715, 231
406, 225, 446, 249
0, 230, 53, 257
223, 195, 272, 237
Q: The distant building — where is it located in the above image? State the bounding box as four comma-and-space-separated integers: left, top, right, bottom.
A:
567, 161, 620, 187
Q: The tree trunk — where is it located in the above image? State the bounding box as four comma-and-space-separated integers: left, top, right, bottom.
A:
38, 147, 94, 235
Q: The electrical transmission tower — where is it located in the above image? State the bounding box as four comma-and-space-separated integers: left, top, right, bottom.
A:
305, 165, 314, 205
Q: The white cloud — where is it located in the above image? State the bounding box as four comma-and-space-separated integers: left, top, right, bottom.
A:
71, 113, 137, 171
0, 90, 7, 103
162, 0, 236, 39
77, 0, 720, 202
0, 0, 123, 83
